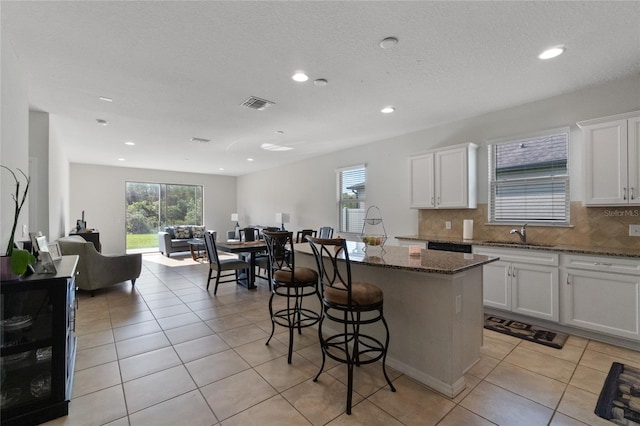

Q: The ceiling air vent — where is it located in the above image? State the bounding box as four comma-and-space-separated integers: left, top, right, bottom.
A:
241, 96, 275, 111
190, 137, 210, 143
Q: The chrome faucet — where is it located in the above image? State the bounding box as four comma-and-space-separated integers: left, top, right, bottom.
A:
510, 224, 527, 244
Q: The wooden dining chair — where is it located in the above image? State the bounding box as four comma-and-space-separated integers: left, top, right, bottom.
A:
203, 231, 250, 294
239, 227, 259, 242
296, 229, 317, 243
318, 226, 334, 238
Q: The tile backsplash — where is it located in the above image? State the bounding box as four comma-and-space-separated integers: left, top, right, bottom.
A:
418, 202, 640, 249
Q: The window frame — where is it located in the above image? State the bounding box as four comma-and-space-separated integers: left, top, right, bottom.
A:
488, 127, 571, 226
336, 164, 366, 234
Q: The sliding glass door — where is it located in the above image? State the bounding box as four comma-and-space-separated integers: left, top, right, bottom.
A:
125, 182, 203, 252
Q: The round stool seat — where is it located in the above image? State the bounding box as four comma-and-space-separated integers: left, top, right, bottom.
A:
273, 267, 318, 286
324, 281, 383, 306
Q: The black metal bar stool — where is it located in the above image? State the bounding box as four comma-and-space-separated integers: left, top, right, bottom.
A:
263, 230, 321, 364
306, 236, 396, 414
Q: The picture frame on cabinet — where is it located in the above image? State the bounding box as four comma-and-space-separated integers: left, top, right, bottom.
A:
35, 235, 57, 274
29, 231, 43, 258
48, 242, 62, 261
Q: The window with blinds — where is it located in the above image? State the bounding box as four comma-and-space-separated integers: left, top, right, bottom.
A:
489, 129, 570, 225
337, 165, 366, 233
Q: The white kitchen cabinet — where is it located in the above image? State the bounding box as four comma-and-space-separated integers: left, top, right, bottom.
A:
409, 143, 477, 209
409, 152, 435, 208
473, 247, 559, 321
561, 254, 640, 341
578, 111, 640, 206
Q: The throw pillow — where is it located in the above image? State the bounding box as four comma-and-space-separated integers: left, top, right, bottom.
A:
165, 227, 176, 239
174, 226, 190, 239
192, 226, 205, 238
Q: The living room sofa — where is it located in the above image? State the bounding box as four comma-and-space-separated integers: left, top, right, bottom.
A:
158, 225, 206, 257
57, 235, 142, 295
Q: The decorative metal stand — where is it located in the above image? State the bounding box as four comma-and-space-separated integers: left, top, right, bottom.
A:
359, 206, 387, 253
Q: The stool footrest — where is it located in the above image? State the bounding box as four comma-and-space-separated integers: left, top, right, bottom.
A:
322, 332, 385, 365
272, 307, 320, 329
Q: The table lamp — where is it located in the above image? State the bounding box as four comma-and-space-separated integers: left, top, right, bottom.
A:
275, 212, 290, 230
231, 213, 240, 238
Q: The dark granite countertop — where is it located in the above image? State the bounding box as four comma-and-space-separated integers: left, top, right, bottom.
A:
395, 235, 640, 259
295, 241, 498, 275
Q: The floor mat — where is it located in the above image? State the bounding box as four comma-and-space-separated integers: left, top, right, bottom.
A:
595, 362, 640, 425
484, 314, 568, 349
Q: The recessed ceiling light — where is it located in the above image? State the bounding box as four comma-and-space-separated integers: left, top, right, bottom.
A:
117, 158, 125, 161
99, 96, 113, 102
96, 119, 108, 126
381, 106, 396, 114
538, 46, 565, 60
379, 37, 399, 49
247, 158, 254, 162
314, 78, 328, 86
219, 168, 225, 171
292, 72, 309, 82
261, 143, 294, 152
124, 141, 135, 146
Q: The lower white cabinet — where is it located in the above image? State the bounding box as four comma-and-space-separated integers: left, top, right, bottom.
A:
474, 247, 559, 322
561, 254, 640, 341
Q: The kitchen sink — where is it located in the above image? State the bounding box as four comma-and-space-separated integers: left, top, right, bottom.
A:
483, 241, 555, 248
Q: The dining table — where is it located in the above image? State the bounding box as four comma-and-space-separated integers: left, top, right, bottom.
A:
215, 239, 267, 290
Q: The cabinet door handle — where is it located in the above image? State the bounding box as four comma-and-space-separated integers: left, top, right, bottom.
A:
593, 262, 612, 266
624, 187, 627, 200
437, 196, 440, 205
631, 187, 635, 200
431, 196, 434, 206
566, 274, 571, 285
507, 266, 512, 277
512, 267, 516, 278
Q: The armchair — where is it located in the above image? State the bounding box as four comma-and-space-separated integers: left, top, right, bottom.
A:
56, 236, 142, 296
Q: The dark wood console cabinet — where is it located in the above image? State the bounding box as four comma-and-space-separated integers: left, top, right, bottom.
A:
1, 255, 78, 426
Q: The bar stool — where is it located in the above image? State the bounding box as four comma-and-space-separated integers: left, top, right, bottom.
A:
263, 230, 321, 364
306, 236, 396, 414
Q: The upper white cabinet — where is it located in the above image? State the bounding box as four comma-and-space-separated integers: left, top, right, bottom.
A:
409, 143, 477, 209
578, 111, 640, 206
409, 152, 435, 208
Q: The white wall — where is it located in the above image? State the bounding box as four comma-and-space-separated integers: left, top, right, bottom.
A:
69, 164, 237, 254
238, 74, 640, 245
28, 111, 49, 238
1, 33, 29, 254
48, 115, 70, 241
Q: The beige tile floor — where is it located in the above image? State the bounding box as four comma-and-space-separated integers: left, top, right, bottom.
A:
43, 253, 640, 426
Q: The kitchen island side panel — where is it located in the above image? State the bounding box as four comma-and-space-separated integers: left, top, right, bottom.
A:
296, 251, 484, 398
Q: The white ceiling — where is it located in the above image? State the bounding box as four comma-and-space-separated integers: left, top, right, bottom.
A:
2, 1, 639, 176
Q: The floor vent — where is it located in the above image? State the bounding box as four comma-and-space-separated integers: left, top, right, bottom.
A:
241, 96, 275, 111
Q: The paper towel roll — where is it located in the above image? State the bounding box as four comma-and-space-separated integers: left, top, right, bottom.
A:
463, 220, 474, 240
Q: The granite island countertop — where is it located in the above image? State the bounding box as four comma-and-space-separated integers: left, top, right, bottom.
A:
395, 235, 640, 259
295, 241, 498, 275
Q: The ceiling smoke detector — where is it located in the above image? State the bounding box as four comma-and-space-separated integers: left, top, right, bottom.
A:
241, 96, 275, 111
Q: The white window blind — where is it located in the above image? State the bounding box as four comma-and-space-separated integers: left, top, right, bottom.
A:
337, 165, 366, 233
489, 129, 570, 225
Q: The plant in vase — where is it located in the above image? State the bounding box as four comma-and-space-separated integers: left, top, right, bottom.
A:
1, 165, 36, 279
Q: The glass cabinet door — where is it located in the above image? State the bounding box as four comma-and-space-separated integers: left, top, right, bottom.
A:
1, 287, 55, 411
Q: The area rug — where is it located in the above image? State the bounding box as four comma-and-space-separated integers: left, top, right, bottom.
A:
484, 314, 568, 349
595, 362, 640, 425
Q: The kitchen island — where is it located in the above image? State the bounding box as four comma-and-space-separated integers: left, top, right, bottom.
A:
294, 242, 497, 398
